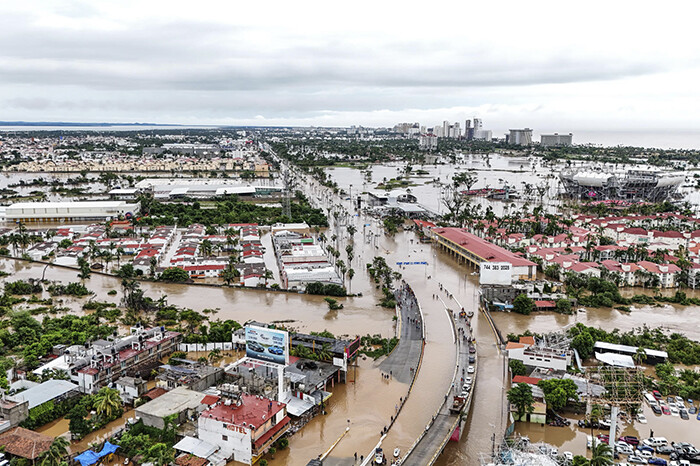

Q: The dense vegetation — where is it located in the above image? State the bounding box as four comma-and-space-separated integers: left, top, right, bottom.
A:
135, 192, 328, 227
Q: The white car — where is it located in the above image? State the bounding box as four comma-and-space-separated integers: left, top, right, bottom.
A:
637, 413, 648, 424
670, 406, 680, 416
563, 451, 573, 461
639, 450, 653, 459
616, 442, 634, 455
467, 366, 475, 374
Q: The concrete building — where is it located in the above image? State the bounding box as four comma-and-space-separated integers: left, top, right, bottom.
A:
508, 128, 533, 146
115, 377, 148, 405
5, 201, 140, 222
136, 386, 206, 429
31, 326, 181, 393
507, 343, 571, 372
473, 129, 492, 141
197, 393, 290, 465
418, 134, 438, 151
0, 398, 29, 432
540, 133, 573, 147
156, 360, 225, 392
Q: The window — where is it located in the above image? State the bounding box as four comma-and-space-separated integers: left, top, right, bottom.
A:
222, 435, 228, 441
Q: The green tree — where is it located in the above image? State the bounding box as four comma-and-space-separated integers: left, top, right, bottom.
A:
39, 436, 70, 466
159, 267, 190, 283
93, 387, 123, 420
507, 383, 534, 421
537, 378, 579, 411
572, 456, 590, 466
509, 359, 527, 377
590, 441, 614, 466
633, 347, 647, 366
142, 443, 175, 466
512, 294, 534, 315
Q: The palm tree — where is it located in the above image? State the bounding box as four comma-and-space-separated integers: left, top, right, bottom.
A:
263, 269, 274, 287
633, 347, 647, 366
93, 387, 123, 420
589, 404, 604, 443
208, 348, 222, 364
347, 268, 355, 293
590, 441, 614, 466
40, 436, 70, 466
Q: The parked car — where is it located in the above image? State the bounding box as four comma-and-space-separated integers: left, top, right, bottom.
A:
644, 438, 669, 448
563, 451, 574, 461
657, 445, 676, 455
638, 413, 648, 424
680, 409, 689, 420
670, 406, 680, 416
648, 458, 668, 465
651, 405, 662, 415
467, 366, 475, 374
689, 407, 697, 415
622, 437, 641, 446
653, 390, 662, 399
662, 405, 671, 415
628, 455, 649, 464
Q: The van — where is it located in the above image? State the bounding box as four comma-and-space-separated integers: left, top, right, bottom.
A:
644, 393, 656, 404
643, 437, 668, 447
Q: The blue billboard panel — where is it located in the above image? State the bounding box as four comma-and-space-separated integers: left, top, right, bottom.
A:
245, 325, 289, 365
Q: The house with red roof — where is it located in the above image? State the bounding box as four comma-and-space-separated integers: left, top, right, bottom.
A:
637, 261, 681, 288
198, 394, 290, 465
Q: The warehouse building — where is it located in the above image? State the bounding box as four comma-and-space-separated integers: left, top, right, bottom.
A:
5, 201, 140, 222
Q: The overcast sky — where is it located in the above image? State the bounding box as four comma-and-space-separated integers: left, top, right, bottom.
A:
2, 0, 700, 136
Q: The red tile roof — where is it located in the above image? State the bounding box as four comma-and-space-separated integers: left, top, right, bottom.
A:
143, 387, 168, 400
433, 228, 535, 267
0, 427, 53, 459
512, 376, 542, 386
201, 395, 220, 406
200, 394, 286, 431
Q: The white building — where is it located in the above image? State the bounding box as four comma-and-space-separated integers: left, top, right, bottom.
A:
5, 201, 140, 222
418, 134, 438, 151
508, 128, 533, 146
541, 133, 573, 147
198, 394, 290, 465
507, 344, 571, 372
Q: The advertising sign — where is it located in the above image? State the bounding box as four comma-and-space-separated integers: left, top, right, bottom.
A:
479, 261, 513, 285
245, 325, 289, 365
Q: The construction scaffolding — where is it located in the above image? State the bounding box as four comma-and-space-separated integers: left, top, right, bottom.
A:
591, 365, 645, 409
481, 437, 560, 466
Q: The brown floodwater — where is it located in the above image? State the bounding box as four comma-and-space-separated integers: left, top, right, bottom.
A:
9, 159, 700, 464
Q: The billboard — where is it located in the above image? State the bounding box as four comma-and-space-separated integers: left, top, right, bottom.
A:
479, 261, 512, 285
245, 325, 289, 365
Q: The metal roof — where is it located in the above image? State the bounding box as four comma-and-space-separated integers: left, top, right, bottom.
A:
10, 379, 79, 409
593, 341, 668, 359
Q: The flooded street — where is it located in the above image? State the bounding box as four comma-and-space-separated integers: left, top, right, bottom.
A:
3, 157, 700, 464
